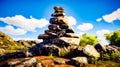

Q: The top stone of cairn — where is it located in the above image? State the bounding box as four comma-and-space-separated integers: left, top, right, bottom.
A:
51, 6, 65, 17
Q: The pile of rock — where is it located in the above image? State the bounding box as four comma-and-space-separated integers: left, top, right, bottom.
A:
38, 6, 80, 47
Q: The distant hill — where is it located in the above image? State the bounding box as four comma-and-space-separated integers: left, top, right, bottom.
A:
0, 32, 27, 54
0, 32, 40, 55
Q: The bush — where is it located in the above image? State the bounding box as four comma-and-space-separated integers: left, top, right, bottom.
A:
79, 33, 98, 46
88, 56, 98, 64
99, 51, 120, 62
105, 30, 120, 47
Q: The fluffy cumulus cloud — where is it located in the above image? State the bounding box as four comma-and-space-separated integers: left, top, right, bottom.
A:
0, 15, 49, 31
96, 29, 111, 45
97, 8, 120, 23
67, 16, 77, 26
77, 23, 93, 31
0, 25, 27, 35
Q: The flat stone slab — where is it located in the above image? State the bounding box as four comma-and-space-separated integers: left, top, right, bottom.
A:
48, 24, 61, 31
64, 33, 79, 38
52, 37, 80, 46
38, 34, 57, 39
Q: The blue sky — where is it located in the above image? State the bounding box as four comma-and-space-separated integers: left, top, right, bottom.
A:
0, 0, 120, 44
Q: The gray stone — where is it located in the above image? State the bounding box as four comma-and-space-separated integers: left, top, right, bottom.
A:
64, 33, 79, 38
83, 45, 100, 58
36, 63, 42, 67
45, 30, 57, 36
48, 24, 61, 31
56, 29, 66, 37
70, 57, 88, 67
22, 58, 36, 66
59, 24, 69, 29
42, 45, 60, 56
57, 16, 68, 24
51, 6, 65, 17
95, 44, 107, 52
50, 18, 66, 24
38, 34, 57, 39
52, 37, 80, 46
54, 58, 66, 64
106, 45, 120, 53
66, 28, 74, 33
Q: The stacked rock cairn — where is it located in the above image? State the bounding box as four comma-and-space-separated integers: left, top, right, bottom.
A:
38, 6, 80, 47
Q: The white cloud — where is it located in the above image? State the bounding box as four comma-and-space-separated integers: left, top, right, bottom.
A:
77, 23, 93, 31
0, 25, 27, 35
0, 15, 49, 31
102, 8, 120, 23
13, 37, 42, 42
67, 16, 77, 26
96, 18, 102, 22
96, 29, 111, 45
78, 32, 85, 36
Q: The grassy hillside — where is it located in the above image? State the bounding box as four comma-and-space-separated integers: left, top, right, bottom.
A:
0, 32, 26, 54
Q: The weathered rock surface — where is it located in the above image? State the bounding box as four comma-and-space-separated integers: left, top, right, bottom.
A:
0, 48, 5, 55
37, 6, 79, 46
48, 24, 61, 31
64, 33, 79, 38
52, 37, 80, 46
83, 45, 100, 58
95, 43, 106, 52
95, 44, 120, 53
71, 57, 88, 67
38, 34, 57, 39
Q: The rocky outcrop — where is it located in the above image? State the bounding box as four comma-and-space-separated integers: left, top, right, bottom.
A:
52, 37, 80, 46
7, 57, 36, 67
83, 45, 100, 58
95, 44, 120, 54
38, 6, 80, 46
1, 6, 120, 67
66, 57, 88, 67
17, 40, 41, 47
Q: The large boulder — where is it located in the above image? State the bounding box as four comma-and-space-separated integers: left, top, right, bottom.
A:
41, 45, 60, 56
95, 44, 120, 53
67, 57, 88, 67
95, 44, 107, 52
105, 45, 120, 53
7, 58, 36, 67
52, 37, 80, 46
83, 45, 100, 58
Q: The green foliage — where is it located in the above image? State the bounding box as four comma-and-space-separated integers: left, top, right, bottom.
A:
0, 32, 27, 54
105, 30, 120, 47
59, 47, 69, 57
110, 52, 120, 62
88, 56, 98, 64
79, 33, 98, 46
99, 51, 120, 62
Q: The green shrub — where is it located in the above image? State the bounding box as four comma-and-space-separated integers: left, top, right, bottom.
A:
79, 33, 98, 46
88, 56, 98, 64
